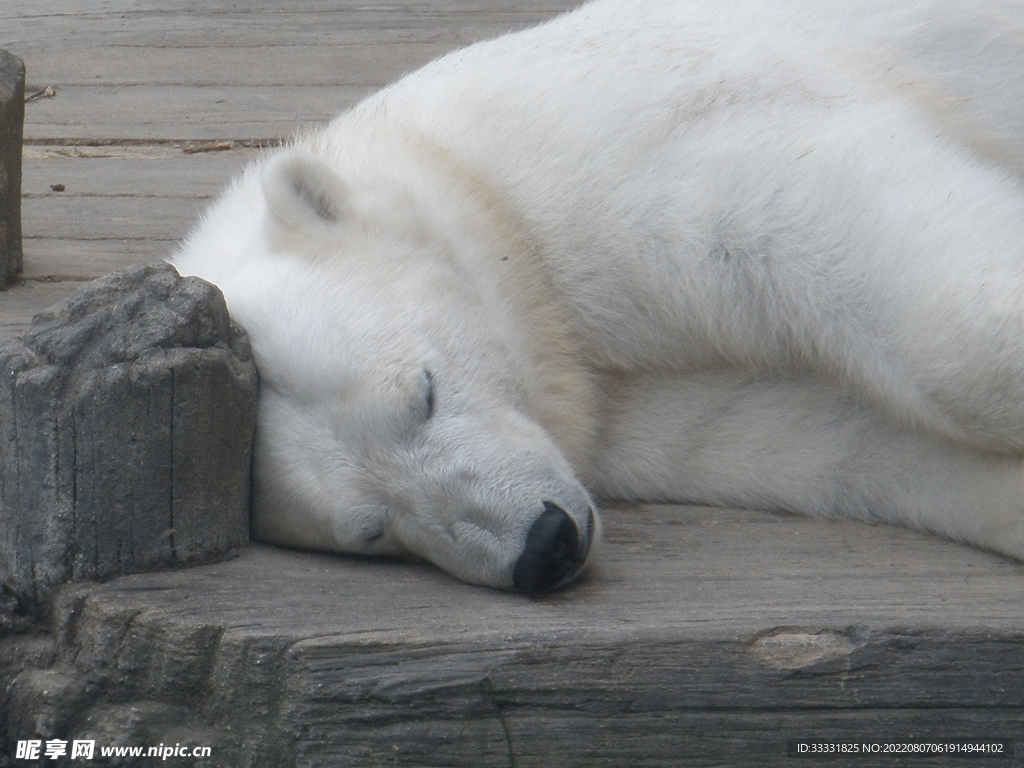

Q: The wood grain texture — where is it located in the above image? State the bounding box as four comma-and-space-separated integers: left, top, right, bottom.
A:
11, 4, 583, 142
18, 150, 263, 283
7, 505, 1021, 766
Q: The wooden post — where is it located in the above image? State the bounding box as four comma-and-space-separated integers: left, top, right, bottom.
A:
0, 264, 257, 616
0, 50, 24, 289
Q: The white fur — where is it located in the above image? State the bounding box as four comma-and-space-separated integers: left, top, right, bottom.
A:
173, 0, 1024, 589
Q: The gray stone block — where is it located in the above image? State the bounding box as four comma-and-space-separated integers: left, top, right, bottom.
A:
0, 50, 24, 288
0, 264, 257, 615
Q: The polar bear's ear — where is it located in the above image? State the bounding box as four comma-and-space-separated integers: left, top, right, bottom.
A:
261, 150, 350, 235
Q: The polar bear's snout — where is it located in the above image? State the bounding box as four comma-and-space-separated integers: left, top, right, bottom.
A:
513, 502, 594, 593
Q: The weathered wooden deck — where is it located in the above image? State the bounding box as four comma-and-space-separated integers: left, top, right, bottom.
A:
2, 2, 1024, 765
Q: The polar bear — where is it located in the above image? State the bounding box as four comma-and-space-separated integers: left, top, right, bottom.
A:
173, 0, 1024, 592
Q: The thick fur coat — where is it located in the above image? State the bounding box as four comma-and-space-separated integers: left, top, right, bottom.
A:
174, 0, 1024, 591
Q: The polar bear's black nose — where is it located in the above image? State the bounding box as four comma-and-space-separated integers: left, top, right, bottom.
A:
512, 501, 590, 593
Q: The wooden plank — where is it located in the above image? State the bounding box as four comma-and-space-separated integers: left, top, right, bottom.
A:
8, 16, 540, 45
18, 43, 463, 88
1, 0, 576, 17
48, 502, 1024, 641
2, 3, 577, 33
24, 84, 370, 142
9, 19, 539, 55
21, 148, 260, 196
8, 7, 580, 89
20, 239, 168, 281
18, 149, 261, 280
23, 192, 208, 243
9, 3, 582, 142
8, 504, 1022, 766
10, 151, 255, 285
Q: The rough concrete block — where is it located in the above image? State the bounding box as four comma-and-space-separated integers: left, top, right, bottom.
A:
0, 264, 257, 615
0, 50, 24, 288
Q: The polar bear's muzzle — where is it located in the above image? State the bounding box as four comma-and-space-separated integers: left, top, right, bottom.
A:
512, 501, 595, 593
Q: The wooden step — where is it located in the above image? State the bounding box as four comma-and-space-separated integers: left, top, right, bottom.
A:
5, 504, 1024, 765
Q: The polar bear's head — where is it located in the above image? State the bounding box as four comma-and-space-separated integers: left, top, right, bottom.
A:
175, 148, 599, 592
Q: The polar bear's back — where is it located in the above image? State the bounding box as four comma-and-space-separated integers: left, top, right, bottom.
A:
309, 0, 1024, 377
323, 0, 1024, 193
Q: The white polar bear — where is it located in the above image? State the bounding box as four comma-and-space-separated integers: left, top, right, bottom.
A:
174, 0, 1024, 592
